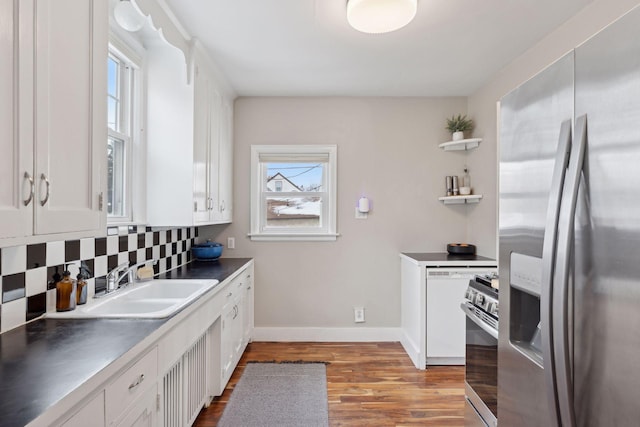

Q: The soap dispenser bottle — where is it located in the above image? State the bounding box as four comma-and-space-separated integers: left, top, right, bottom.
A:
462, 166, 471, 188
56, 270, 77, 312
76, 270, 88, 305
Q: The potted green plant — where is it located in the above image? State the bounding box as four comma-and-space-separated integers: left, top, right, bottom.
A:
446, 114, 474, 141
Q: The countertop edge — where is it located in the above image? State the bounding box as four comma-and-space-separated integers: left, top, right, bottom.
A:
400, 252, 497, 267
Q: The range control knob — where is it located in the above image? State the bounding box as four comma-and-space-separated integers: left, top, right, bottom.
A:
465, 289, 474, 301
487, 302, 498, 315
475, 294, 485, 305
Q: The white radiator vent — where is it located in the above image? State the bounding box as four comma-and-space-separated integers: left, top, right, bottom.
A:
163, 359, 183, 427
185, 332, 209, 426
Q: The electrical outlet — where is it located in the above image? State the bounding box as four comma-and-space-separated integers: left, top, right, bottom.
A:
354, 307, 365, 323
355, 207, 368, 219
227, 237, 235, 249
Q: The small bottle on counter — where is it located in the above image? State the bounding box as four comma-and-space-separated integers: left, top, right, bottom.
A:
56, 270, 77, 312
452, 176, 459, 196
76, 271, 88, 305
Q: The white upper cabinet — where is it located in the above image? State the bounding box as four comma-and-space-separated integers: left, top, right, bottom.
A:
0, 0, 107, 246
217, 98, 234, 223
35, 0, 107, 235
146, 39, 234, 227
0, 0, 33, 240
193, 63, 212, 224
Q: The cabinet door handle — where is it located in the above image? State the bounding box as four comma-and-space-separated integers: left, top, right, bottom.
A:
227, 292, 233, 298
128, 373, 145, 390
23, 172, 35, 206
247, 286, 252, 290
39, 173, 50, 206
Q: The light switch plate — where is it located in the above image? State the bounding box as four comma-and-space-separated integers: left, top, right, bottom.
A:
355, 207, 368, 219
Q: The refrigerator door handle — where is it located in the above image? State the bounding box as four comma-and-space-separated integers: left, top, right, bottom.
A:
541, 119, 572, 427
554, 114, 588, 427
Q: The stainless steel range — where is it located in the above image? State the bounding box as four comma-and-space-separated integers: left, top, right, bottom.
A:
461, 274, 498, 427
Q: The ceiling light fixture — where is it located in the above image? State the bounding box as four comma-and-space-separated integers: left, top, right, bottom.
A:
347, 0, 417, 34
114, 0, 146, 32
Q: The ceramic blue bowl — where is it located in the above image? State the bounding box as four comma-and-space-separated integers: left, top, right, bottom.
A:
191, 242, 223, 260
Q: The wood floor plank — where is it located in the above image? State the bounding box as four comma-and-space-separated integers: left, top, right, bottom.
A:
194, 342, 465, 426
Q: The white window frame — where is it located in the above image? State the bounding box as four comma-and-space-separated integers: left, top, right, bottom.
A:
107, 39, 142, 224
250, 145, 338, 241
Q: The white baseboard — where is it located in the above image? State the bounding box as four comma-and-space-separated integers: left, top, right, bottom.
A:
400, 330, 423, 369
252, 327, 402, 342
426, 357, 465, 366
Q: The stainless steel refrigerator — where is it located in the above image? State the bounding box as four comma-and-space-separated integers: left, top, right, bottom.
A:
499, 6, 640, 426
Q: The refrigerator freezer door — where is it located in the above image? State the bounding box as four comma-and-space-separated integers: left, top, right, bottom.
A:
498, 52, 574, 427
572, 6, 640, 426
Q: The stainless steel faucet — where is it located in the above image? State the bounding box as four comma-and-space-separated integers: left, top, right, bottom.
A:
105, 259, 158, 294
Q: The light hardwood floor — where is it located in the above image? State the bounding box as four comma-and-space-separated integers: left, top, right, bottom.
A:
194, 342, 465, 426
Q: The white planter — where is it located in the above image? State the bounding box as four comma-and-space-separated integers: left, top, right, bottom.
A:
452, 131, 465, 141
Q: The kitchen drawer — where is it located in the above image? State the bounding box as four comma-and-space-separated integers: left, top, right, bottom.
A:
106, 346, 158, 424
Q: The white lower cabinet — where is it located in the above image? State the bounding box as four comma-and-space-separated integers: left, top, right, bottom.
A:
221, 291, 243, 386
61, 391, 105, 427
115, 385, 158, 427
220, 264, 254, 389
106, 347, 158, 426
49, 261, 254, 427
243, 271, 254, 347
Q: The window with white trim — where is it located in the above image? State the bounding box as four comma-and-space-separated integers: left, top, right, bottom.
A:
107, 47, 139, 222
250, 145, 338, 241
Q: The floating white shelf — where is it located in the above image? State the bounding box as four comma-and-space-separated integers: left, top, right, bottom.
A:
438, 138, 482, 151
438, 195, 483, 204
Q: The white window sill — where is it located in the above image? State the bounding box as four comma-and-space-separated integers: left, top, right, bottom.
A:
248, 233, 339, 242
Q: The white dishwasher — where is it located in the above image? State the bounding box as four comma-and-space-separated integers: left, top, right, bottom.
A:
400, 253, 497, 369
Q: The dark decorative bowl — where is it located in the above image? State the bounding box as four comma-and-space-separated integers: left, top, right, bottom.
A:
192, 242, 224, 260
447, 243, 476, 255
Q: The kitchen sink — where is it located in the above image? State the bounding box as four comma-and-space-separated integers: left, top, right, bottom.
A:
46, 279, 219, 319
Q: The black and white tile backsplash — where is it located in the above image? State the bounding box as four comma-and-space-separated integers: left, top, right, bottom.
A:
0, 225, 199, 333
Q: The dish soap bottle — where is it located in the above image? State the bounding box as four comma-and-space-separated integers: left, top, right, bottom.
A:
56, 270, 77, 312
76, 270, 87, 305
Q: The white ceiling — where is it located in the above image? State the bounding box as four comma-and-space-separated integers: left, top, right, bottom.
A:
163, 0, 593, 97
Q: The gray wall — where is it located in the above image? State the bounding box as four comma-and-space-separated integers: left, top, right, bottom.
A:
206, 97, 478, 333
205, 0, 640, 335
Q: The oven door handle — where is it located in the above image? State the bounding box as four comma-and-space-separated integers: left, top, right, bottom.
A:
460, 303, 498, 340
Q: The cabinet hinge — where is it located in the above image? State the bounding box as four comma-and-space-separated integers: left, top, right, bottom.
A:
98, 192, 104, 211
194, 201, 198, 212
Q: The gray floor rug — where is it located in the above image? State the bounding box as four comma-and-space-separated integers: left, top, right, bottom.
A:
218, 362, 329, 427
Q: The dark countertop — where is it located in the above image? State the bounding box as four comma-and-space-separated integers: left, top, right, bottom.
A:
157, 258, 252, 281
0, 258, 252, 427
401, 252, 497, 267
